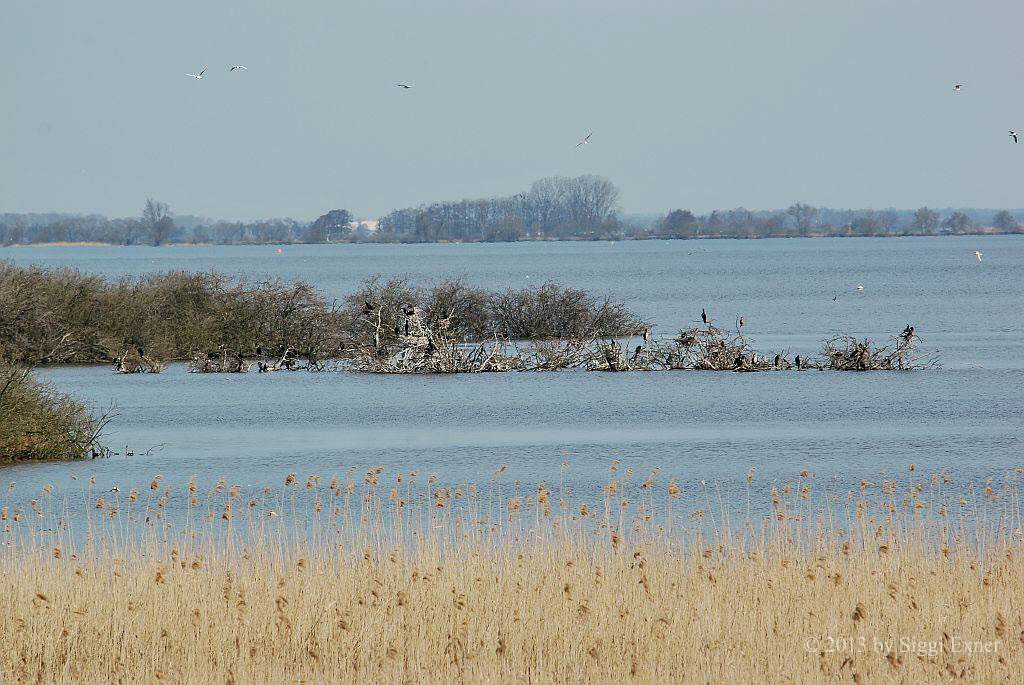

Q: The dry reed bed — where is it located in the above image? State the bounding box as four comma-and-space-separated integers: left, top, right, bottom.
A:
1, 467, 1022, 683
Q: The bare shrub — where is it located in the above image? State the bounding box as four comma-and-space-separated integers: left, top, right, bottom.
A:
0, 360, 109, 461
489, 282, 644, 339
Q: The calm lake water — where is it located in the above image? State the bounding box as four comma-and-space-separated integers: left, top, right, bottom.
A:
2, 236, 1022, 511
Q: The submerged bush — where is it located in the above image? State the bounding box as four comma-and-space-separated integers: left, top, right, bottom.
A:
0, 264, 645, 366
0, 361, 107, 461
343, 277, 644, 349
0, 265, 348, 365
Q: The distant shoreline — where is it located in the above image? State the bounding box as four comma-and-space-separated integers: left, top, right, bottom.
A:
2, 230, 1020, 248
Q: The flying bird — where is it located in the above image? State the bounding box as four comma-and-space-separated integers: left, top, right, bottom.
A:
186, 69, 206, 80
576, 131, 594, 147
953, 84, 962, 91
229, 65, 248, 72
1011, 130, 1019, 144
855, 285, 865, 291
974, 250, 983, 261
396, 83, 413, 89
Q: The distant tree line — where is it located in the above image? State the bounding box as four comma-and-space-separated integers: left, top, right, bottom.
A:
376, 175, 623, 242
650, 205, 1022, 239
0, 201, 358, 246
3, 183, 1022, 246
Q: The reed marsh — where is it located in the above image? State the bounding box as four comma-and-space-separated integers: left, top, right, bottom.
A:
1, 466, 1021, 683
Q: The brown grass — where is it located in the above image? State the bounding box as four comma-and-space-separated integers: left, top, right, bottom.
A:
1, 467, 1022, 683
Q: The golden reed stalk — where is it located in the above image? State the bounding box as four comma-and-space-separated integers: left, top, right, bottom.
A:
1, 465, 1022, 683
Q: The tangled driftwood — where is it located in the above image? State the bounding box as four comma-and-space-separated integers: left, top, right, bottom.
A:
188, 346, 248, 373
113, 348, 164, 374
340, 311, 938, 375
587, 324, 797, 373
171, 297, 939, 379
188, 346, 322, 373
821, 325, 935, 371
345, 307, 523, 373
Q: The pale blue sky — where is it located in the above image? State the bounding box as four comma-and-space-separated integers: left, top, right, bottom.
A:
2, 0, 1022, 219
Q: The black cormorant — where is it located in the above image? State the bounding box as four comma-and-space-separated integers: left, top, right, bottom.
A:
795, 354, 801, 369
701, 308, 708, 325
774, 354, 782, 367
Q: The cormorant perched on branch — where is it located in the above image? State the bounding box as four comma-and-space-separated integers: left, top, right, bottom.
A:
774, 354, 782, 368
701, 308, 708, 325
136, 346, 145, 358
901, 324, 915, 341
795, 354, 802, 369
362, 301, 374, 315
405, 319, 410, 335
404, 306, 416, 317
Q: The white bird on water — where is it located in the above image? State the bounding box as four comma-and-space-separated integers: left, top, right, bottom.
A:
855, 285, 865, 291
229, 65, 248, 72
186, 69, 206, 80
576, 131, 593, 147
974, 250, 983, 261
